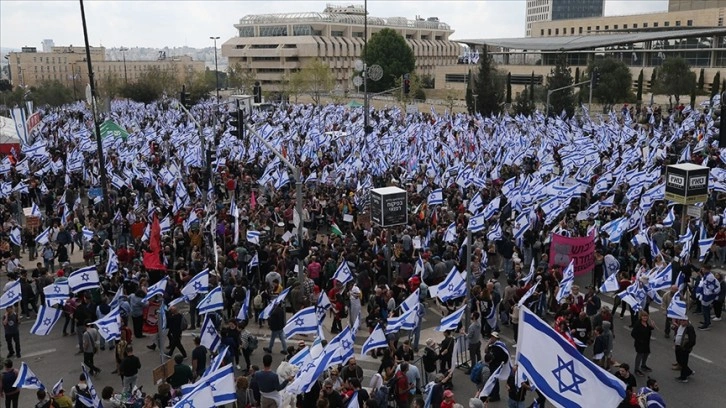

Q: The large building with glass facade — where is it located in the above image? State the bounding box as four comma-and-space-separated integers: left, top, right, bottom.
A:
220, 4, 461, 93
526, 0, 604, 37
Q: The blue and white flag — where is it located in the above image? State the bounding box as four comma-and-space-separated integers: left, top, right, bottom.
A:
52, 378, 63, 397
478, 363, 504, 398
246, 230, 261, 245
93, 306, 121, 342
444, 222, 457, 243
332, 260, 354, 284
361, 324, 388, 356
248, 252, 259, 272
516, 307, 625, 408
67, 265, 100, 293
400, 288, 420, 313
30, 304, 63, 336
13, 362, 45, 390
386, 307, 418, 334
666, 292, 687, 320
555, 260, 575, 303
663, 207, 675, 228
316, 291, 331, 323
259, 287, 290, 320
197, 286, 224, 314
618, 281, 647, 313
43, 281, 69, 307
35, 227, 51, 245
487, 223, 503, 241
106, 248, 119, 276
82, 227, 95, 242
108, 288, 123, 310
80, 365, 103, 408
236, 288, 251, 321
181, 363, 236, 406
436, 304, 466, 332
599, 272, 620, 293
0, 280, 22, 309
173, 378, 216, 408
180, 268, 209, 301
513, 212, 531, 240
200, 313, 221, 353
648, 264, 673, 291
9, 227, 21, 247
468, 194, 484, 213
482, 196, 501, 220
431, 267, 466, 302
467, 212, 486, 233
427, 189, 443, 206
31, 202, 43, 218
517, 283, 539, 308
284, 306, 319, 338
142, 277, 168, 302
521, 260, 535, 286
347, 391, 360, 408
603, 254, 620, 278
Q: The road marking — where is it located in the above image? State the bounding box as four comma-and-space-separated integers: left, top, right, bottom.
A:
690, 353, 713, 364
23, 349, 56, 358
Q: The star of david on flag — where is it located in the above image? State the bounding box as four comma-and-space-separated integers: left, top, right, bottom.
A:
0, 280, 22, 309
30, 304, 63, 336
13, 362, 45, 390
284, 306, 318, 338
181, 268, 210, 301
332, 260, 354, 284
197, 285, 224, 315
67, 265, 100, 293
200, 313, 221, 353
516, 307, 625, 408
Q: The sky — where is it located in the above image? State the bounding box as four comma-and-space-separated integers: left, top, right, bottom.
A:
1, 0, 669, 50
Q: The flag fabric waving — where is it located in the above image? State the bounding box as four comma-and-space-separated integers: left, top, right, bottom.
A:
30, 304, 62, 336
197, 286, 224, 314
92, 306, 121, 342
284, 306, 319, 338
259, 287, 291, 320
180, 268, 210, 301
0, 281, 22, 309
13, 362, 45, 390
516, 307, 625, 408
67, 265, 100, 293
436, 304, 466, 332
142, 276, 168, 302
332, 260, 354, 284
361, 324, 388, 356
200, 313, 221, 353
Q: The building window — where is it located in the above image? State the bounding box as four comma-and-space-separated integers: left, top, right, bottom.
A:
604, 25, 609, 29
633, 23, 638, 28
596, 26, 600, 30
259, 25, 287, 37
624, 24, 628, 29
238, 26, 255, 37
555, 28, 559, 35
548, 29, 552, 35
570, 27, 574, 34
444, 74, 467, 83
653, 22, 658, 27
250, 44, 278, 49
614, 25, 618, 29
687, 19, 693, 26
331, 30, 344, 37
541, 29, 545, 36
676, 20, 681, 26
664, 21, 670, 27
643, 22, 648, 27
293, 25, 312, 36
352, 32, 363, 37
578, 27, 583, 34
435, 35, 443, 40
587, 26, 591, 32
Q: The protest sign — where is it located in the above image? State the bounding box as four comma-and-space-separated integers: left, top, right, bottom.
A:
548, 232, 595, 276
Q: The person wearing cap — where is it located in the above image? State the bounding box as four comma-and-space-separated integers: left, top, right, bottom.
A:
484, 332, 507, 402
349, 284, 362, 328
440, 389, 455, 408
422, 339, 438, 383
82, 320, 101, 376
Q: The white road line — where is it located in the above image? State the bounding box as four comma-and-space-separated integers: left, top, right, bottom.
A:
690, 353, 713, 364
23, 349, 56, 358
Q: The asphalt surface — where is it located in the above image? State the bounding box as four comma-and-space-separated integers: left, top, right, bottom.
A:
5, 248, 723, 408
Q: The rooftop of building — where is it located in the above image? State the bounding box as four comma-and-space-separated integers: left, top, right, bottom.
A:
234, 3, 451, 31
458, 26, 726, 51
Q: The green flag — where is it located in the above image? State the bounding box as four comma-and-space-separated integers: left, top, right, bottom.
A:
99, 120, 129, 140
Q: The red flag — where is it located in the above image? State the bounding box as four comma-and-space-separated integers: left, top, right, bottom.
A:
143, 214, 166, 270
250, 190, 257, 210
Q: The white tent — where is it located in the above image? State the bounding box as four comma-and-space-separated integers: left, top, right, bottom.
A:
0, 116, 20, 145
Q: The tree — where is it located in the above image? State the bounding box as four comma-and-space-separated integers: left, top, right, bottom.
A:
514, 87, 535, 117
698, 68, 705, 92
506, 72, 512, 104
472, 48, 505, 116
690, 79, 697, 107
711, 71, 721, 98
574, 66, 582, 104
465, 70, 474, 114
653, 57, 696, 105
186, 69, 216, 103
362, 28, 415, 93
636, 69, 644, 104
228, 62, 256, 94
284, 71, 305, 104
546, 54, 575, 118
420, 74, 435, 89
297, 58, 333, 105
649, 68, 657, 93
586, 58, 634, 110
28, 81, 74, 107
394, 72, 425, 102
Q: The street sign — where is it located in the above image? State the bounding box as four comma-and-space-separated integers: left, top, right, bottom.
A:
687, 205, 703, 218
665, 163, 709, 205
370, 186, 408, 227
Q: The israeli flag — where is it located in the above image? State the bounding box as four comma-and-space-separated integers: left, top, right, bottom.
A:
467, 212, 485, 233
259, 287, 290, 320
284, 306, 319, 338
142, 277, 168, 302
513, 212, 531, 240
603, 254, 620, 278
248, 252, 259, 272
482, 196, 501, 220
52, 378, 63, 397
468, 194, 484, 213
521, 259, 535, 285
478, 362, 504, 398
13, 362, 44, 390
8, 227, 21, 247
35, 227, 51, 245
555, 260, 575, 303
444, 222, 457, 243
332, 260, 354, 284
414, 255, 424, 277
201, 345, 229, 378
31, 202, 43, 218
181, 268, 210, 301
43, 281, 70, 306
246, 230, 261, 245
675, 271, 687, 291
400, 288, 420, 313
359, 324, 387, 357
108, 288, 123, 310
648, 264, 673, 291
30, 304, 62, 336
67, 265, 100, 293
385, 307, 418, 334
516, 307, 625, 408
698, 235, 714, 262
197, 286, 224, 315
82, 227, 95, 242
618, 281, 647, 312
316, 291, 331, 323
200, 313, 221, 353
666, 292, 688, 319
663, 207, 675, 227
92, 306, 121, 342
436, 304, 466, 332
106, 248, 119, 276
599, 272, 620, 293
236, 288, 251, 321
517, 283, 539, 308
431, 267, 466, 302
173, 378, 216, 408
0, 281, 22, 309
427, 188, 443, 206
487, 223, 503, 241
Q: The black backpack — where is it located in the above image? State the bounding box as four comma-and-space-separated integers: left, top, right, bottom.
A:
73, 385, 92, 408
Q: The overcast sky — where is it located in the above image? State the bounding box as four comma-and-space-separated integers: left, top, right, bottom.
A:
1, 0, 669, 50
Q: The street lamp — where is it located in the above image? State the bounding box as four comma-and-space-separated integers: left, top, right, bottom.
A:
210, 36, 220, 100
119, 46, 128, 84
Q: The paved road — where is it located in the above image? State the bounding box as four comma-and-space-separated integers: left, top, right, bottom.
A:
5, 246, 723, 407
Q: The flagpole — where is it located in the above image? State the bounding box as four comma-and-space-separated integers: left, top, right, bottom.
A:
464, 229, 472, 328
78, 0, 110, 214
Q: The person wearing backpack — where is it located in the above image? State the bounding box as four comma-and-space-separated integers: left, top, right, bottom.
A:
0, 359, 20, 408
393, 363, 413, 408
35, 388, 60, 408
70, 373, 92, 408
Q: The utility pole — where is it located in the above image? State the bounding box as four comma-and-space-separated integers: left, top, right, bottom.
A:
545, 79, 592, 118
119, 47, 128, 84
210, 36, 220, 101
79, 0, 110, 214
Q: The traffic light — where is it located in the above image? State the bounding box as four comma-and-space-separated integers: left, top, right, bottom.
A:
229, 108, 244, 139
403, 73, 411, 95
592, 69, 601, 88
180, 85, 191, 109
253, 81, 262, 103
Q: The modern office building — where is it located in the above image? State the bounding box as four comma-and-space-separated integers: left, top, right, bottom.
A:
669, 0, 726, 12
526, 0, 604, 36
6, 45, 205, 89
221, 4, 461, 92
